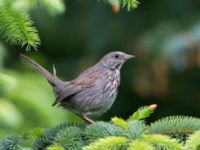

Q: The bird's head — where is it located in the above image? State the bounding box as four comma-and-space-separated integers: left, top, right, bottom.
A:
98, 51, 134, 70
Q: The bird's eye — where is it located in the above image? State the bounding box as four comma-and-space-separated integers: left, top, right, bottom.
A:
114, 54, 120, 59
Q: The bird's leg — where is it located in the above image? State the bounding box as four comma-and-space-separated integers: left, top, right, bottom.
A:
79, 114, 95, 124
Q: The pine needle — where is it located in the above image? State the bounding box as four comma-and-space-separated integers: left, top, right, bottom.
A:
0, 6, 40, 50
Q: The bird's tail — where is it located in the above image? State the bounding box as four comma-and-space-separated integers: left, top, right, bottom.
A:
20, 54, 58, 86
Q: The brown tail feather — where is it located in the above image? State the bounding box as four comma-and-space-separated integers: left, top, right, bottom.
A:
20, 54, 69, 106
20, 54, 57, 85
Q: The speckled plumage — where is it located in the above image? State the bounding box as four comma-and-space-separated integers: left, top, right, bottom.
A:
20, 51, 134, 123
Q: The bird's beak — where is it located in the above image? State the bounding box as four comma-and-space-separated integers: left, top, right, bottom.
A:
125, 54, 135, 60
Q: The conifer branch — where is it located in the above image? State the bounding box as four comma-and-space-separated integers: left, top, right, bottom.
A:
82, 136, 128, 150
47, 144, 64, 150
186, 130, 200, 150
0, 135, 23, 150
105, 0, 139, 12
111, 117, 128, 129
149, 116, 200, 135
0, 0, 66, 51
142, 134, 182, 150
84, 122, 124, 142
53, 127, 85, 149
121, 0, 139, 11
1, 106, 200, 149
0, 6, 40, 50
128, 105, 156, 121
127, 140, 155, 150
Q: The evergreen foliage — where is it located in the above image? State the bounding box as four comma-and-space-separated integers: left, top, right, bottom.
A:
111, 105, 155, 129
128, 105, 155, 121
1, 105, 200, 149
53, 127, 85, 150
106, 0, 139, 11
142, 134, 182, 150
0, 6, 40, 50
0, 0, 139, 51
83, 136, 128, 150
186, 130, 200, 150
121, 0, 139, 11
47, 144, 64, 150
0, 135, 23, 150
125, 121, 147, 139
149, 116, 200, 135
33, 123, 84, 150
127, 140, 154, 150
111, 117, 128, 129
84, 122, 124, 142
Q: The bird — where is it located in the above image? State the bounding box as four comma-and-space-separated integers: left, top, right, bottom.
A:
20, 51, 134, 124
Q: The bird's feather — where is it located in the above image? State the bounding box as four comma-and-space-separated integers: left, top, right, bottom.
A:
53, 72, 97, 105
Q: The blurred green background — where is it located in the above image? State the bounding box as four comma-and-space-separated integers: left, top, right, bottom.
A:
1, 0, 200, 135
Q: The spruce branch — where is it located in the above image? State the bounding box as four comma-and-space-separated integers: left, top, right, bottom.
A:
125, 121, 147, 139
0, 6, 40, 50
82, 136, 128, 150
186, 130, 200, 150
111, 104, 156, 129
33, 123, 70, 150
2, 106, 200, 149
111, 117, 128, 129
120, 0, 139, 11
47, 144, 64, 150
142, 134, 182, 150
149, 116, 200, 135
104, 0, 139, 12
127, 105, 156, 122
0, 135, 23, 150
84, 122, 124, 142
127, 140, 155, 150
53, 127, 85, 150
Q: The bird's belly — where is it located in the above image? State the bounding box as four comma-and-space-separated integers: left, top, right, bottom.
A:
62, 70, 120, 117
63, 82, 118, 117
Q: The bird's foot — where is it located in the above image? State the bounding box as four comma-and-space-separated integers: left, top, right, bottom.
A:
79, 114, 94, 124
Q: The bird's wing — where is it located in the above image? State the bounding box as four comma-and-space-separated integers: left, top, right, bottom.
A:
53, 69, 101, 106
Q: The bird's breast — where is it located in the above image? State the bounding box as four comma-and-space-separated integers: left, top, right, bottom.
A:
101, 70, 120, 108
63, 69, 121, 117
104, 70, 120, 92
